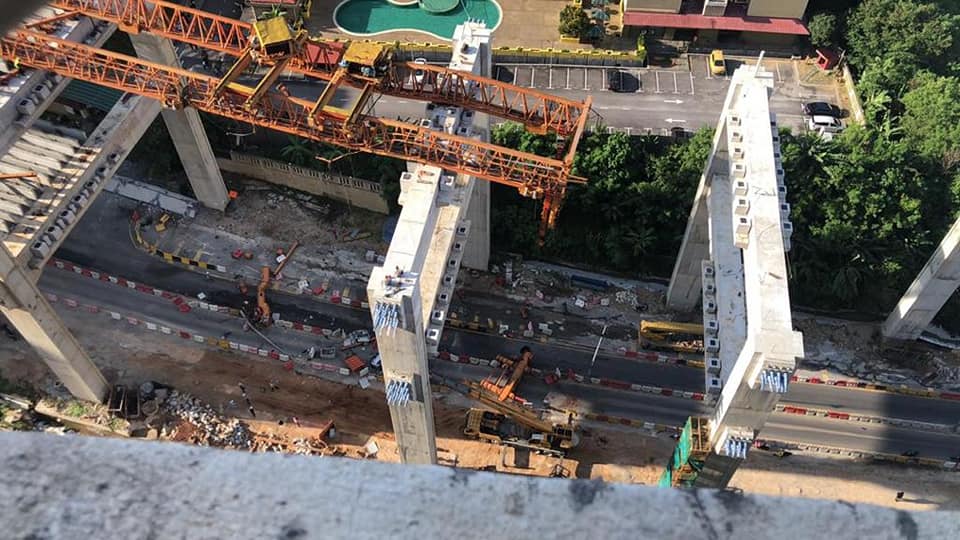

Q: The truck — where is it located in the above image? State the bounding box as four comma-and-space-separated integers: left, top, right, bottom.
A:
638, 320, 704, 354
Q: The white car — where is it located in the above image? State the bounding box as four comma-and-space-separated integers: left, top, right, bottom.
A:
413, 58, 427, 84
807, 115, 843, 134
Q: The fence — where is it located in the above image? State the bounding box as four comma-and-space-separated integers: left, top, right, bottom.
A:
840, 63, 866, 126
217, 152, 389, 214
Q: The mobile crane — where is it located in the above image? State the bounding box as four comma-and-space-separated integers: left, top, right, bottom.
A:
638, 320, 704, 354
480, 346, 533, 402
433, 374, 579, 457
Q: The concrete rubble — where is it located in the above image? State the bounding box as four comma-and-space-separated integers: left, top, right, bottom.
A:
160, 390, 252, 449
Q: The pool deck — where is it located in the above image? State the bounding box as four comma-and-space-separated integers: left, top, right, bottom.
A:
311, 0, 631, 49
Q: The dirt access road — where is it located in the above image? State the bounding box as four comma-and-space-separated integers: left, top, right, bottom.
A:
1, 311, 959, 510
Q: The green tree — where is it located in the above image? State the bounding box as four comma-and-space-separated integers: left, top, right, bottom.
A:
901, 71, 960, 169
808, 12, 838, 48
558, 5, 591, 38
846, 0, 959, 75
279, 136, 316, 166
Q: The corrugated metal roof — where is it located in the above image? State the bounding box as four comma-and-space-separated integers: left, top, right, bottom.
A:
623, 12, 809, 35
59, 79, 123, 112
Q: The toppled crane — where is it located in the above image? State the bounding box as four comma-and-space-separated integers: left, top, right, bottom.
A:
480, 346, 533, 402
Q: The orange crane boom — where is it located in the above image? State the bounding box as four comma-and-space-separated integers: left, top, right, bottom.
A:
49, 0, 591, 137
481, 347, 533, 402
0, 28, 586, 203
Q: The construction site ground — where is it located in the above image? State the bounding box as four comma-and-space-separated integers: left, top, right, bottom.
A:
2, 309, 959, 510
131, 185, 960, 392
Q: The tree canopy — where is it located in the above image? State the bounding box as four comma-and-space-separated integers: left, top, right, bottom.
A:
558, 5, 591, 38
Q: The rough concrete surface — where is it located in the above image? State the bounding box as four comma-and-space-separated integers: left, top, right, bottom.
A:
1, 433, 958, 539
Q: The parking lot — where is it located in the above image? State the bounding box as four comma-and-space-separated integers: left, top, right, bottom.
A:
491, 55, 844, 134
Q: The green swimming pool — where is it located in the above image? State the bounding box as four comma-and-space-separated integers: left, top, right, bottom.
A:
334, 0, 502, 40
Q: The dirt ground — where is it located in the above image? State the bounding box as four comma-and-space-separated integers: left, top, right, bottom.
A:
2, 312, 959, 509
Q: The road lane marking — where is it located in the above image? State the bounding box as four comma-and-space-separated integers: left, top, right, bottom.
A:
655, 71, 661, 93
672, 72, 678, 94
565, 67, 571, 90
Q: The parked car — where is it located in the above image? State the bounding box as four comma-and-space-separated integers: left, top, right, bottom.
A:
709, 49, 726, 76
413, 57, 427, 84
607, 69, 625, 92
807, 115, 844, 134
801, 101, 844, 118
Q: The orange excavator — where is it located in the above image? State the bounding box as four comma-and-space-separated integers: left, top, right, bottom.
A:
254, 266, 272, 327
480, 346, 533, 402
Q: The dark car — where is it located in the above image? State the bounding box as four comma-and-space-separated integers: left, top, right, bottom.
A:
607, 70, 625, 93
802, 101, 844, 118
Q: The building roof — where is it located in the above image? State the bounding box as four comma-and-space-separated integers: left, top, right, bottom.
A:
622, 12, 809, 35
60, 79, 123, 112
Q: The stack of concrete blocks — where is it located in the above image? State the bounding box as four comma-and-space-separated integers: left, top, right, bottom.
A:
667, 64, 804, 487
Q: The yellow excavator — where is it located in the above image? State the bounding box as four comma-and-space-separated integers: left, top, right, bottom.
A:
638, 320, 704, 354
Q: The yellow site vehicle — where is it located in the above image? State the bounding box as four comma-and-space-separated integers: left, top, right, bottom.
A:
638, 320, 704, 354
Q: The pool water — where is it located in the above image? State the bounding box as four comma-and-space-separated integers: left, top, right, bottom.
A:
334, 0, 502, 40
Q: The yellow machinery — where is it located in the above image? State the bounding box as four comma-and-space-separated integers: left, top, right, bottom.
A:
462, 381, 579, 456
638, 320, 704, 354
154, 213, 170, 232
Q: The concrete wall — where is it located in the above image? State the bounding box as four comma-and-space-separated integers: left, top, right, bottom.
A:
622, 0, 681, 13
218, 152, 389, 214
747, 0, 809, 19
841, 63, 866, 126
3, 433, 959, 539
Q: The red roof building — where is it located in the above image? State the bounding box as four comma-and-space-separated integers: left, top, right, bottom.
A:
620, 0, 810, 43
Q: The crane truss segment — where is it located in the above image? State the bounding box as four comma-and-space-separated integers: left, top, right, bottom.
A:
0, 28, 581, 197
380, 62, 588, 137
50, 0, 251, 52
48, 0, 591, 136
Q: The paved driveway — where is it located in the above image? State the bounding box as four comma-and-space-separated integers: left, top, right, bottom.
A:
493, 56, 845, 135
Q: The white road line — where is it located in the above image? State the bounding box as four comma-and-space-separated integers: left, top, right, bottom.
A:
511, 67, 516, 85
635, 70, 643, 93
565, 67, 571, 90
704, 57, 712, 79
776, 62, 783, 82
602, 68, 607, 91
584, 69, 589, 90
672, 72, 678, 94
495, 65, 501, 81
655, 71, 661, 93
548, 67, 553, 89
530, 67, 536, 88
689, 72, 695, 96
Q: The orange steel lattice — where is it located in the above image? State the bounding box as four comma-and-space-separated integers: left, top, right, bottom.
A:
0, 28, 585, 205
49, 0, 591, 136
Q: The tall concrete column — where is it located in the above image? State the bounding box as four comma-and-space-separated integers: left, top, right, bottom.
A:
129, 34, 229, 211
883, 216, 960, 340
460, 35, 493, 271
666, 184, 709, 310
0, 245, 107, 402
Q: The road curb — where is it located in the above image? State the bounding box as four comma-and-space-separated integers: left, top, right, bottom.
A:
773, 403, 956, 434
792, 374, 960, 404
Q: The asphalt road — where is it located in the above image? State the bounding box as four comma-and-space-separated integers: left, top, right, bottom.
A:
56, 194, 960, 431
39, 264, 960, 460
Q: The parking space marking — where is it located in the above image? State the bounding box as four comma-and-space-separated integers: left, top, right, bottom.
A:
584, 69, 589, 90
672, 72, 678, 94
635, 70, 643, 93
689, 72, 695, 95
776, 62, 783, 83
655, 71, 662, 93
530, 67, 536, 88
703, 56, 712, 79
547, 67, 553, 89
564, 67, 570, 90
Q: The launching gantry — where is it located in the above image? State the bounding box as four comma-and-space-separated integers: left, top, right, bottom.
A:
3, 0, 593, 234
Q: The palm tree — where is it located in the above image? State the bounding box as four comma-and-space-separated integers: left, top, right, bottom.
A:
279, 136, 315, 167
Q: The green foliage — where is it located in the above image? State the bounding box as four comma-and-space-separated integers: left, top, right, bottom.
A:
558, 5, 591, 38
900, 71, 960, 169
846, 0, 959, 77
279, 135, 317, 167
490, 123, 711, 275
62, 400, 93, 418
808, 12, 838, 48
